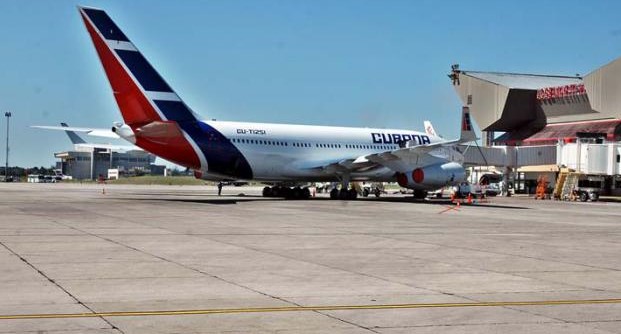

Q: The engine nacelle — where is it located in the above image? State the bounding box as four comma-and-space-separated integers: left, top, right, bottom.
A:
396, 162, 466, 190
111, 123, 136, 144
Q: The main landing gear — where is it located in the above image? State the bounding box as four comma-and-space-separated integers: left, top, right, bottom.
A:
327, 174, 359, 200
329, 188, 358, 200
262, 186, 311, 199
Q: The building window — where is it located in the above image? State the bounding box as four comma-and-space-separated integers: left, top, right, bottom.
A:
467, 94, 473, 105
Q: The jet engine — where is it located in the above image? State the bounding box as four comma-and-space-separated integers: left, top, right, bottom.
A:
111, 123, 136, 143
396, 162, 466, 190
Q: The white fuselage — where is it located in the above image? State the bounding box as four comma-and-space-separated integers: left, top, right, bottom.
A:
200, 120, 444, 182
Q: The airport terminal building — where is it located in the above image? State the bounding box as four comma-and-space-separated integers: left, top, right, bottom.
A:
449, 56, 621, 195
55, 147, 157, 180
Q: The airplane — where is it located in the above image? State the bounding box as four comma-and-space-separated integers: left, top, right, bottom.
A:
74, 6, 477, 200
31, 123, 142, 152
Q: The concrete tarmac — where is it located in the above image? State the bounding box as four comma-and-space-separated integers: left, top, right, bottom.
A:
1, 183, 621, 333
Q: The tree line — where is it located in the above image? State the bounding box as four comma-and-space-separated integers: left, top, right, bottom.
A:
0, 166, 57, 177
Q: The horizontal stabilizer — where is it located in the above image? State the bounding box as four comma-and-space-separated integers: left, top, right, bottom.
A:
31, 125, 119, 138
74, 143, 139, 152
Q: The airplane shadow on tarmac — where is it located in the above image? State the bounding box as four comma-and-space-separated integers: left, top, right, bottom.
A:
119, 193, 531, 209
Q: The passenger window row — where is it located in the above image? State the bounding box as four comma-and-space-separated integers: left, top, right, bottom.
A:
231, 138, 289, 146
230, 138, 397, 151
345, 144, 395, 150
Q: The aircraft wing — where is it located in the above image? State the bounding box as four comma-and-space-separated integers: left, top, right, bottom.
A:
298, 150, 416, 174
364, 145, 449, 171
301, 140, 465, 174
296, 157, 377, 173
32, 124, 141, 152
31, 125, 119, 139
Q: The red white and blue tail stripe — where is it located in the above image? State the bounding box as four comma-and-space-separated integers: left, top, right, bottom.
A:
78, 6, 206, 170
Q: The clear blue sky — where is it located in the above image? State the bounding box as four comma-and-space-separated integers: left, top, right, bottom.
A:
2, 0, 621, 167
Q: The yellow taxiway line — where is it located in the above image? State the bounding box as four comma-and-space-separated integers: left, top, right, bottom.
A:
2, 298, 621, 320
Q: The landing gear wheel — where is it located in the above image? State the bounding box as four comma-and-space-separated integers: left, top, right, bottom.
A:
348, 189, 358, 200
413, 189, 427, 200
282, 187, 292, 199
302, 187, 311, 199
591, 192, 599, 202
363, 189, 369, 197
579, 192, 588, 202
374, 188, 381, 198
291, 187, 302, 199
262, 187, 273, 197
338, 189, 349, 200
330, 188, 339, 200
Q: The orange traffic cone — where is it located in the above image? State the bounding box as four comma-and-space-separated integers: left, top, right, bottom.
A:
467, 193, 472, 204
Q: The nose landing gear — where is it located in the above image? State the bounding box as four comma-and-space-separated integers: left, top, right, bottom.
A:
413, 189, 428, 200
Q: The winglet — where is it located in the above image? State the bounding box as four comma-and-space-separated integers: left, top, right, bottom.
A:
459, 106, 477, 143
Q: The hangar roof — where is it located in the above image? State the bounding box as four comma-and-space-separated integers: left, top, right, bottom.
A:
462, 71, 583, 90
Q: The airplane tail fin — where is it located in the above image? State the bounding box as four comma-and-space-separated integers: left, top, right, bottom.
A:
77, 6, 200, 126
459, 106, 477, 143
61, 123, 87, 144
423, 121, 438, 137
78, 6, 205, 169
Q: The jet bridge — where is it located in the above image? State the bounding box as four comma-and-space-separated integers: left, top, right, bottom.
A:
459, 144, 557, 168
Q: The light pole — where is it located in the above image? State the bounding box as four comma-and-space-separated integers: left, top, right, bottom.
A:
4, 111, 11, 180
